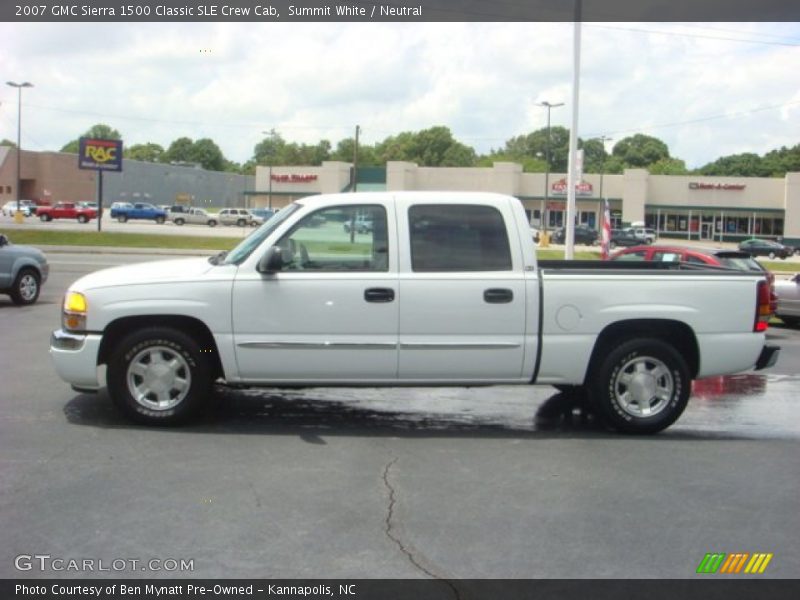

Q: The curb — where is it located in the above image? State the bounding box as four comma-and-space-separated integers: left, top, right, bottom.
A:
34, 244, 211, 256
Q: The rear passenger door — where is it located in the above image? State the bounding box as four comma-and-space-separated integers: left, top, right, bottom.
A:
396, 198, 527, 382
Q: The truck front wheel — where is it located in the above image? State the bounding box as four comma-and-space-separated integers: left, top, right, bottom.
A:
107, 327, 210, 425
589, 338, 690, 434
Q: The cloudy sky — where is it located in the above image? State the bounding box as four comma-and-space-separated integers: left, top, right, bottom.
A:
0, 21, 798, 168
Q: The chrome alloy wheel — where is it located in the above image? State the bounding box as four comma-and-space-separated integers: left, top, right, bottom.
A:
126, 346, 192, 411
613, 355, 674, 418
18, 273, 38, 302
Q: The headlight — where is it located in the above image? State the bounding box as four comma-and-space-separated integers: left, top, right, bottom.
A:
63, 291, 87, 331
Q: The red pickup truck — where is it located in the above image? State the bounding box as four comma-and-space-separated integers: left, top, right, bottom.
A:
38, 202, 97, 223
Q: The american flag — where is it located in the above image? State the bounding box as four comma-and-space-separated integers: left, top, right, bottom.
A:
600, 197, 612, 260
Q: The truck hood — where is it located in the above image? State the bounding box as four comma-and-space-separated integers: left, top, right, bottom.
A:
71, 257, 222, 292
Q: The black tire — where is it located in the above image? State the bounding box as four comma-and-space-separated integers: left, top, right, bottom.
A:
40, 214, 52, 222
609, 241, 617, 249
236, 218, 246, 227
155, 216, 165, 224
174, 218, 185, 226
9, 268, 40, 305
589, 338, 690, 434
77, 214, 88, 224
768, 251, 776, 259
118, 215, 128, 223
208, 220, 217, 227
107, 327, 211, 425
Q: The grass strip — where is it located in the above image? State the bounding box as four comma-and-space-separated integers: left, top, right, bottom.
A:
0, 228, 239, 251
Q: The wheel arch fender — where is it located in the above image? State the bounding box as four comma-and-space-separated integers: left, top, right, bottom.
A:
98, 315, 226, 382
587, 319, 700, 381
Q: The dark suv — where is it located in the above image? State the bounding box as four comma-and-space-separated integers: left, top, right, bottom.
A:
553, 225, 598, 245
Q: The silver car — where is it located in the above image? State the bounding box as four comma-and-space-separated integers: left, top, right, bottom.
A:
0, 234, 49, 305
775, 274, 800, 328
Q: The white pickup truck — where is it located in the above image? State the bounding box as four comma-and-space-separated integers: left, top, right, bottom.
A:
50, 192, 779, 434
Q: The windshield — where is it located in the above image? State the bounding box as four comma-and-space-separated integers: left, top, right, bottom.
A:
717, 255, 763, 272
223, 203, 302, 265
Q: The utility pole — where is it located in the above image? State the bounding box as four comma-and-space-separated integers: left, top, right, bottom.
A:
6, 81, 33, 220
352, 124, 360, 192
262, 129, 278, 210
565, 0, 583, 259
536, 100, 564, 237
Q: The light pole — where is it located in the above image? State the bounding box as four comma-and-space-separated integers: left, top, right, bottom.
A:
261, 129, 278, 210
6, 81, 33, 216
593, 135, 612, 203
536, 100, 563, 235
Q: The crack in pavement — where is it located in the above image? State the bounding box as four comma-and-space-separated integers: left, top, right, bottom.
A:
382, 457, 461, 600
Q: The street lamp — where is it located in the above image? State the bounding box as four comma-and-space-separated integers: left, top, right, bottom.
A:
535, 100, 564, 234
6, 81, 33, 216
593, 135, 612, 202
261, 129, 278, 210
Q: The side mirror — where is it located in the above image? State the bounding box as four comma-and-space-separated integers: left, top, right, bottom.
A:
0, 234, 7, 247
257, 246, 284, 274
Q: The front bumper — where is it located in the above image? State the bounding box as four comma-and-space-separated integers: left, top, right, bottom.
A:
50, 329, 103, 390
754, 344, 780, 371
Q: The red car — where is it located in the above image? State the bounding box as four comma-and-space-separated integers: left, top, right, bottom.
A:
611, 244, 765, 271
611, 244, 777, 310
37, 202, 97, 223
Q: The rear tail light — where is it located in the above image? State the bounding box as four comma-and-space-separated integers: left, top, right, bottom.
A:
754, 279, 772, 332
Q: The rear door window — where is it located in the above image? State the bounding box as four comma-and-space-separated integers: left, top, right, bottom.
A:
408, 204, 512, 272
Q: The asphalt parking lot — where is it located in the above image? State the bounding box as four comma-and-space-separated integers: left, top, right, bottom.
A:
1, 249, 799, 580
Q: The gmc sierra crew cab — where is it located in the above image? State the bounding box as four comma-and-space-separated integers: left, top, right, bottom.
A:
50, 192, 779, 433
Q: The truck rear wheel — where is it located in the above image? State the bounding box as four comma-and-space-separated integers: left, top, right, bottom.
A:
118, 215, 128, 223
155, 216, 165, 224
107, 327, 210, 425
174, 218, 185, 226
77, 214, 88, 223
589, 338, 690, 434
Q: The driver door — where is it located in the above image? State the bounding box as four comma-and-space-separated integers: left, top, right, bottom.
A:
232, 203, 399, 382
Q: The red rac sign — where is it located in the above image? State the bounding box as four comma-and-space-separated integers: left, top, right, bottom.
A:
689, 182, 746, 191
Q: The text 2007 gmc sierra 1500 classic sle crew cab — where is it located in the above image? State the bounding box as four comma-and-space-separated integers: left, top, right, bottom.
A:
50, 192, 779, 434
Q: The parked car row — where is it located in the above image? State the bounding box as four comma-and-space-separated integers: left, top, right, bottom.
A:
2, 200, 39, 217
548, 225, 657, 247
4, 202, 276, 228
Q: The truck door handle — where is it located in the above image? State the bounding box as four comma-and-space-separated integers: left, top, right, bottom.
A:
484, 288, 513, 304
364, 287, 395, 303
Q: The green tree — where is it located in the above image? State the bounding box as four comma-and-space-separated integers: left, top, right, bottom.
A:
477, 152, 548, 172
125, 142, 164, 163
612, 134, 670, 168
189, 138, 226, 171
1, 138, 16, 148
60, 123, 122, 153
253, 129, 286, 166
331, 137, 380, 166
697, 153, 764, 177
374, 126, 476, 167
580, 138, 610, 173
648, 157, 689, 175
163, 137, 196, 164
502, 126, 571, 172
761, 144, 800, 176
